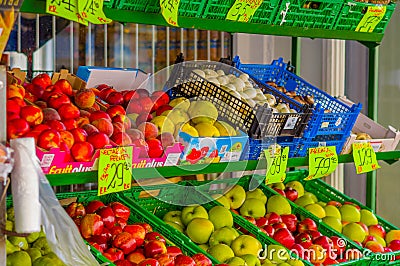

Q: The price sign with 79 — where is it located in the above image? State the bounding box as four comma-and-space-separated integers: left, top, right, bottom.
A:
305, 146, 338, 181
226, 0, 263, 23
98, 146, 133, 196
160, 0, 180, 26
264, 146, 289, 185
352, 142, 381, 174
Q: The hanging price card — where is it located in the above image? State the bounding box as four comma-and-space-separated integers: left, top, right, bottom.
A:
355, 6, 386, 33
264, 146, 289, 185
0, 9, 16, 55
98, 146, 133, 196
46, 0, 88, 25
78, 0, 112, 24
160, 0, 180, 27
226, 0, 263, 23
305, 146, 338, 181
352, 142, 381, 174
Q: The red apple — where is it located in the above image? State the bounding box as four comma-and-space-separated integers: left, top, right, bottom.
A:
7, 118, 30, 139
343, 202, 361, 210
284, 187, 298, 201
191, 253, 212, 266
138, 258, 160, 266
103, 247, 124, 262
110, 225, 123, 240
146, 138, 164, 158
65, 202, 86, 218
107, 105, 126, 118
47, 92, 71, 109
155, 105, 173, 116
290, 243, 306, 260
327, 201, 342, 208
137, 223, 153, 233
6, 98, 21, 117
24, 83, 44, 99
265, 212, 282, 225
20, 105, 44, 126
174, 254, 196, 266
298, 218, 318, 233
368, 224, 386, 239
307, 230, 323, 241
281, 214, 297, 232
116, 217, 128, 229
80, 213, 104, 239
295, 232, 313, 249
144, 240, 167, 258
154, 253, 174, 266
262, 225, 275, 237
115, 259, 134, 266
71, 142, 94, 162
256, 217, 268, 228
100, 227, 112, 242
96, 206, 116, 229
123, 90, 139, 105
37, 129, 61, 150
273, 188, 286, 197
151, 91, 169, 107
41, 85, 62, 101
273, 228, 295, 249
87, 235, 108, 251
85, 200, 105, 214
330, 236, 346, 256
126, 251, 146, 264
314, 235, 334, 251
113, 232, 137, 254
363, 235, 377, 246
145, 232, 166, 244
365, 241, 384, 253
166, 246, 182, 257
124, 224, 146, 246
106, 91, 124, 105
272, 222, 287, 231
87, 132, 110, 149
109, 202, 131, 221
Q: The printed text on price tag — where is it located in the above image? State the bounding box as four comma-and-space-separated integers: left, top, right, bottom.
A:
160, 0, 180, 26
98, 146, 133, 196
264, 146, 289, 185
226, 0, 263, 23
352, 142, 381, 174
305, 146, 338, 180
355, 6, 386, 33
46, 0, 88, 25
78, 0, 112, 24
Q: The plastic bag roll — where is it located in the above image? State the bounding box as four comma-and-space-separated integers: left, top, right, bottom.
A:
10, 138, 41, 233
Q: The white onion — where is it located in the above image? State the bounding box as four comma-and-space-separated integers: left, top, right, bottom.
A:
216, 69, 225, 76
243, 88, 257, 99
239, 73, 249, 82
193, 69, 205, 78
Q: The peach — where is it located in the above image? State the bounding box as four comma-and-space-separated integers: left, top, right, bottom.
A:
70, 128, 88, 143
137, 122, 158, 140
7, 84, 25, 100
7, 118, 30, 139
58, 103, 80, 120
111, 132, 132, 146
92, 118, 114, 137
106, 91, 124, 105
32, 73, 52, 91
76, 116, 90, 127
87, 132, 110, 149
54, 79, 73, 96
46, 120, 66, 131
34, 100, 47, 109
42, 108, 61, 122
71, 142, 94, 162
107, 105, 126, 119
82, 124, 99, 135
48, 92, 71, 110
60, 130, 75, 149
62, 118, 78, 130
126, 128, 144, 141
75, 88, 96, 109
112, 115, 131, 130
20, 105, 44, 126
126, 99, 143, 114
99, 87, 116, 100
89, 110, 111, 122
37, 129, 61, 150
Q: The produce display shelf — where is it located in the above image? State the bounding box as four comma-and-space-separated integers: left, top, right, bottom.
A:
20, 0, 388, 43
46, 151, 400, 186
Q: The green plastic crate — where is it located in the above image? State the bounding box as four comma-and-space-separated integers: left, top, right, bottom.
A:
334, 1, 396, 34
283, 170, 400, 265
123, 182, 311, 265
273, 0, 343, 29
190, 175, 368, 265
55, 191, 214, 265
201, 0, 280, 25
115, 0, 207, 18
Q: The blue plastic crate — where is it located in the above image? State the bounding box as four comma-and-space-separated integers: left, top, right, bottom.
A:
294, 134, 349, 157
233, 56, 362, 139
241, 136, 300, 160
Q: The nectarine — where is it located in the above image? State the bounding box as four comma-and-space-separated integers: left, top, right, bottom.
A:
60, 130, 75, 149
75, 88, 96, 109
71, 142, 94, 162
7, 118, 30, 139
92, 118, 114, 137
37, 129, 61, 150
20, 105, 44, 126
87, 132, 110, 149
137, 122, 158, 140
58, 103, 80, 120
54, 79, 73, 96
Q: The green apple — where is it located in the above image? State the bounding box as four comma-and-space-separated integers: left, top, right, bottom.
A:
26, 248, 42, 262
342, 222, 367, 243
44, 252, 65, 265
6, 239, 20, 255
166, 221, 184, 232
181, 205, 209, 226
5, 221, 13, 231
224, 185, 246, 209
198, 244, 209, 251
285, 181, 304, 197
265, 244, 289, 263
360, 209, 378, 226
267, 195, 291, 215
8, 236, 28, 250
225, 256, 248, 266
208, 206, 234, 229
269, 182, 285, 190
317, 201, 327, 207
209, 226, 239, 247
212, 194, 231, 209
32, 237, 52, 255
287, 259, 305, 266
246, 188, 267, 204
261, 260, 274, 266
231, 235, 262, 257
240, 198, 266, 219
304, 203, 326, 219
322, 216, 342, 233
7, 207, 15, 222
340, 204, 360, 223
324, 205, 341, 220
163, 210, 184, 227
208, 243, 235, 263
6, 251, 31, 266
240, 254, 261, 266
294, 196, 315, 207
186, 218, 214, 244
302, 192, 318, 203
26, 232, 40, 244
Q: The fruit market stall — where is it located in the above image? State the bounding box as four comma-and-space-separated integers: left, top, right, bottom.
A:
1, 0, 400, 265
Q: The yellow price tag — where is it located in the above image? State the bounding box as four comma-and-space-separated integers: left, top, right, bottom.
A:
305, 146, 338, 181
355, 6, 386, 33
79, 0, 112, 24
46, 0, 88, 25
98, 146, 133, 196
265, 146, 289, 185
352, 142, 381, 174
160, 0, 180, 27
226, 0, 263, 23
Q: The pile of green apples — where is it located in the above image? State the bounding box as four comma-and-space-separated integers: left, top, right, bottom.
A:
6, 207, 66, 266
277, 180, 400, 256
